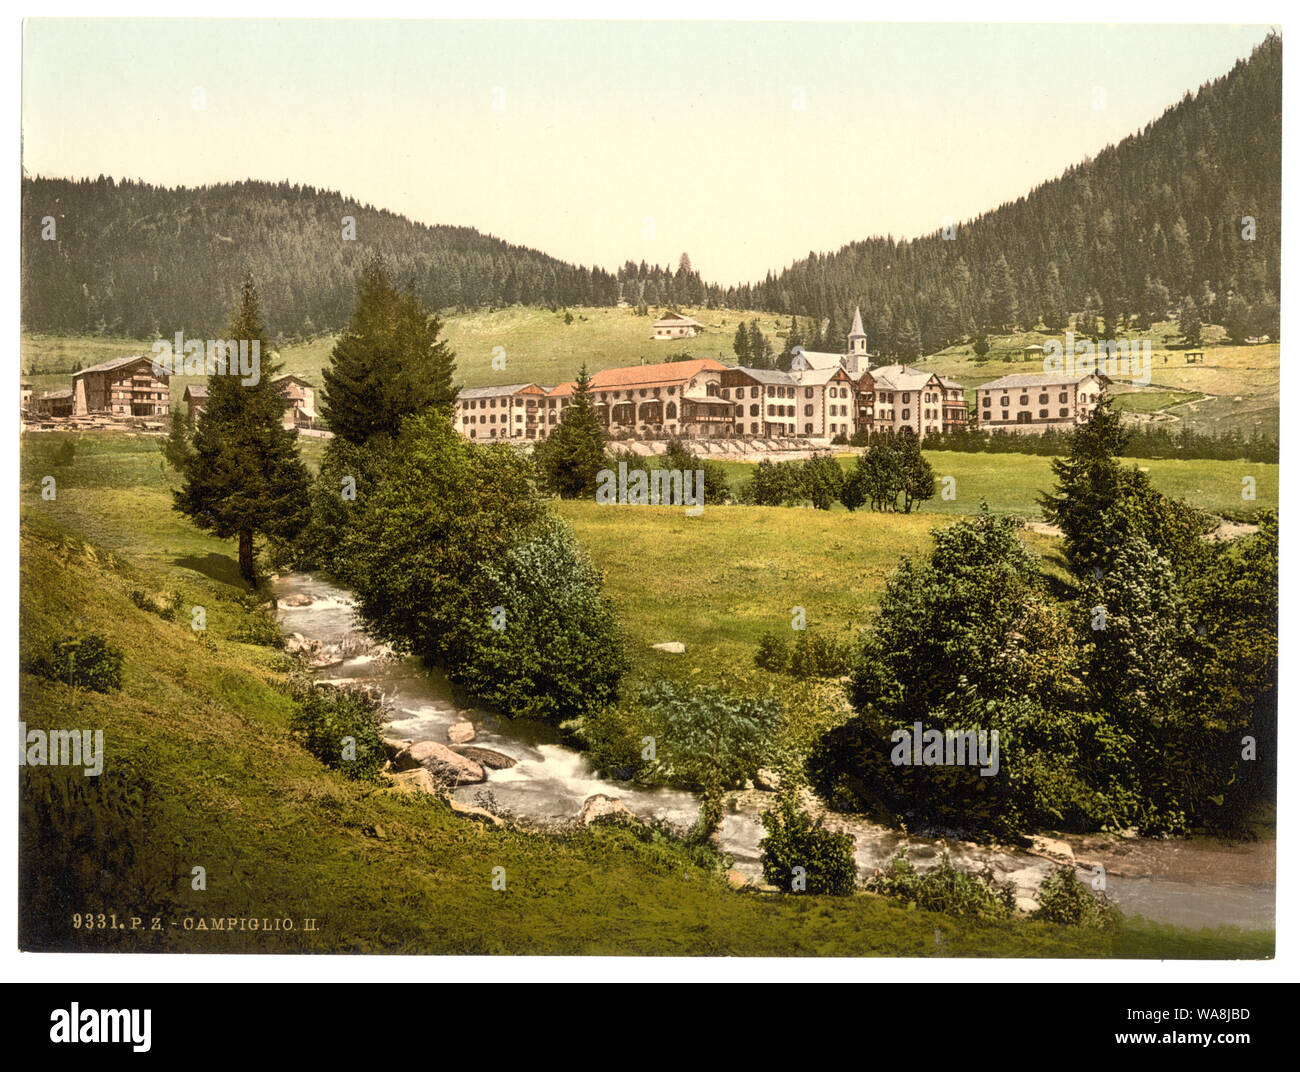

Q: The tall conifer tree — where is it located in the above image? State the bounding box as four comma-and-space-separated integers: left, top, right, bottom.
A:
173, 275, 310, 583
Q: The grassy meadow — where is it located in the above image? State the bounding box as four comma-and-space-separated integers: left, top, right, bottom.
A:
17, 430, 1274, 957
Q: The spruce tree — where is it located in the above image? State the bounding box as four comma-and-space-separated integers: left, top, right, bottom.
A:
535, 364, 608, 498
321, 255, 456, 445
174, 275, 310, 583
733, 322, 751, 364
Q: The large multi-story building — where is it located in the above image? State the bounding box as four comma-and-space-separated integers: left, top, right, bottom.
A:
71, 355, 170, 418
973, 371, 1108, 433
451, 308, 968, 444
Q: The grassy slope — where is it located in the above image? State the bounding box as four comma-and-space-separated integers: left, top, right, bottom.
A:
18, 432, 1271, 956
918, 321, 1279, 439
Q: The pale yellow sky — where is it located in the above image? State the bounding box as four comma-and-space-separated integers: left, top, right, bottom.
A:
22, 20, 1274, 283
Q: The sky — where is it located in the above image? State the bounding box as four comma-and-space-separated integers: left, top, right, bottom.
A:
22, 20, 1275, 285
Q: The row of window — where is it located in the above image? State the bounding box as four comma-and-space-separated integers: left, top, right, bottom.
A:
983, 391, 1072, 408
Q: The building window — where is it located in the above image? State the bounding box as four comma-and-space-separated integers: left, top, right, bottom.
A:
1019, 395, 1029, 405
1002, 410, 1009, 420
982, 397, 990, 408
903, 393, 910, 404
902, 409, 910, 420
1039, 393, 1049, 404
1059, 408, 1069, 417
750, 404, 759, 417
1039, 409, 1048, 418
1059, 392, 1068, 403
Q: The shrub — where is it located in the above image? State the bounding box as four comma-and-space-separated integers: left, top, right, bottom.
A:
27, 633, 124, 693
754, 630, 790, 672
456, 516, 626, 724
759, 797, 857, 895
865, 850, 1015, 920
290, 681, 386, 781
229, 609, 285, 648
788, 629, 850, 678
1031, 866, 1120, 928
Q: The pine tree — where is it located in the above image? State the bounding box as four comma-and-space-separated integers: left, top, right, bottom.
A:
1178, 296, 1203, 347
173, 276, 310, 583
733, 322, 751, 364
321, 255, 456, 445
535, 364, 608, 498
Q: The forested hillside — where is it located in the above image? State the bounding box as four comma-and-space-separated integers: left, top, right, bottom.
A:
20, 178, 709, 338
725, 34, 1281, 358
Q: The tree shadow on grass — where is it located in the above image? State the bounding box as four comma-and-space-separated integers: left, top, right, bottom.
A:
174, 552, 246, 589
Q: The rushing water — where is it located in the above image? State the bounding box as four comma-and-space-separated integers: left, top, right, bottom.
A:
273, 571, 1275, 932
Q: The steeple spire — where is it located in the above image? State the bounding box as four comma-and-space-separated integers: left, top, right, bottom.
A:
849, 305, 865, 339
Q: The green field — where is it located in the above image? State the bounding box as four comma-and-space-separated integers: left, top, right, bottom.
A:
17, 431, 1273, 956
707, 451, 1277, 521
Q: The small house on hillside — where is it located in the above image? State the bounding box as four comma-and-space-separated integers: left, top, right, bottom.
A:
183, 384, 208, 425
273, 375, 319, 430
32, 389, 74, 418
652, 314, 703, 340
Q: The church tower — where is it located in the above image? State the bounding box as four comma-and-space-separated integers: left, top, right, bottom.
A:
846, 305, 868, 372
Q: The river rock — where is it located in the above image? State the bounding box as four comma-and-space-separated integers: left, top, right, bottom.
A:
381, 737, 409, 762
448, 797, 505, 827
388, 768, 438, 795
452, 745, 517, 770
284, 633, 317, 655
392, 741, 485, 786
281, 593, 314, 607
578, 794, 636, 825
306, 648, 344, 670
447, 721, 476, 744
1031, 835, 1075, 861
754, 767, 782, 792
651, 641, 686, 654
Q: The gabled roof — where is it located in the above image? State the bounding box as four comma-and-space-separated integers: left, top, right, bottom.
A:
727, 366, 798, 385
792, 350, 845, 371
272, 374, 315, 388
184, 385, 208, 400
868, 364, 940, 392
457, 383, 541, 400
653, 313, 703, 327
74, 354, 158, 378
793, 365, 855, 387
38, 388, 74, 400
976, 371, 1110, 391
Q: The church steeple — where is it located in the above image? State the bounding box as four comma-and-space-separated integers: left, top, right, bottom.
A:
846, 305, 868, 369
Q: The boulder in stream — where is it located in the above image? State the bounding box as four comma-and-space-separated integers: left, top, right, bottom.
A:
452, 745, 517, 770
280, 593, 315, 608
578, 794, 636, 826
447, 721, 476, 744
392, 741, 486, 786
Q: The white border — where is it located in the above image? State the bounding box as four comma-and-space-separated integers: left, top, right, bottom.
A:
4, 1, 1294, 985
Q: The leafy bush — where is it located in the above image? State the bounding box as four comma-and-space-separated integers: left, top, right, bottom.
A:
229, 609, 285, 648
865, 850, 1015, 920
26, 633, 124, 693
290, 682, 386, 781
759, 797, 857, 895
1031, 866, 1120, 928
639, 681, 781, 841
457, 516, 626, 724
788, 629, 850, 678
754, 630, 790, 672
